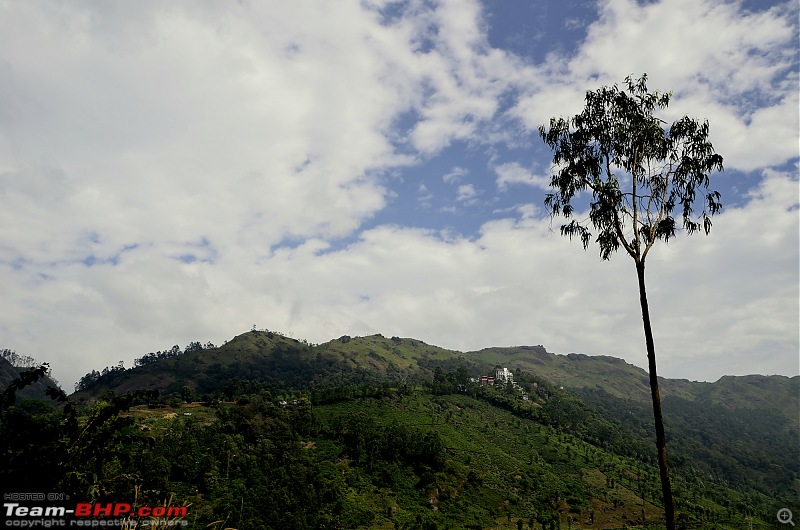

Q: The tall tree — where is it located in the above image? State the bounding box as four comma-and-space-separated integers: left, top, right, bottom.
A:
538, 74, 723, 530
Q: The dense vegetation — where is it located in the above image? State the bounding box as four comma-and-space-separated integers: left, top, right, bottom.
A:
1, 331, 797, 529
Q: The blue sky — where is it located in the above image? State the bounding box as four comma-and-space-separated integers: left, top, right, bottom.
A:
0, 0, 797, 390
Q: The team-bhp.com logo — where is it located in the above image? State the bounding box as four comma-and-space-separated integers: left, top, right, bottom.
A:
73, 504, 187, 518
4, 502, 189, 527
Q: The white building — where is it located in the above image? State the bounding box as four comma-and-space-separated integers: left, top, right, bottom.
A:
495, 367, 513, 383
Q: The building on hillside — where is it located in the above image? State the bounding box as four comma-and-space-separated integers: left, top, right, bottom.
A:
495, 367, 513, 384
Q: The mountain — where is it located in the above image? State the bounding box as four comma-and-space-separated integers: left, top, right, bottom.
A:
72, 330, 798, 428
467, 345, 797, 413
6, 329, 796, 529
0, 355, 60, 404
70, 331, 469, 401
66, 331, 679, 400
469, 346, 685, 401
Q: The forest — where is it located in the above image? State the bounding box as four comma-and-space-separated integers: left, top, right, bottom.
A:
1, 330, 797, 529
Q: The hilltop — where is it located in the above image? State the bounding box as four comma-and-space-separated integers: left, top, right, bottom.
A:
71, 331, 467, 401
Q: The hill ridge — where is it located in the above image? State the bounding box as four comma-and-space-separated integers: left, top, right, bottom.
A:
8, 328, 797, 529
67, 328, 798, 424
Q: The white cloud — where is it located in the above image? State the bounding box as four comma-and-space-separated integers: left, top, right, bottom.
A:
667, 91, 800, 172
495, 162, 551, 190
0, 0, 525, 267
417, 183, 433, 207
0, 0, 796, 392
512, 0, 799, 171
5, 170, 795, 388
403, 0, 526, 154
287, 170, 797, 381
642, 169, 799, 377
443, 166, 469, 183
456, 183, 480, 204
0, 1, 425, 265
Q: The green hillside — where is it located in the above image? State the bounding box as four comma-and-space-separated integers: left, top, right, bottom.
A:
2, 329, 797, 529
314, 334, 463, 371
466, 347, 695, 403
70, 331, 471, 402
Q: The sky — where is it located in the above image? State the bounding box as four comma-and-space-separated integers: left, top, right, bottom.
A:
0, 0, 798, 392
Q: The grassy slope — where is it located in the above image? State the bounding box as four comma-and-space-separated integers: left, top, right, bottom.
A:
313, 334, 462, 371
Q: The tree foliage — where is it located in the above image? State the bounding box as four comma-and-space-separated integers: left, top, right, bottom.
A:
539, 74, 723, 262
0, 348, 38, 368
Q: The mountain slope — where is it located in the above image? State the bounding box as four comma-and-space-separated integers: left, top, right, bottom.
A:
7, 327, 798, 528
467, 346, 697, 402
71, 331, 470, 401
0, 356, 60, 404
70, 330, 798, 427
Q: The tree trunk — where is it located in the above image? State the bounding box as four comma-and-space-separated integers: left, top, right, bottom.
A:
636, 260, 675, 530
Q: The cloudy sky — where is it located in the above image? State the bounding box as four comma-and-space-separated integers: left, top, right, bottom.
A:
1, 0, 797, 391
